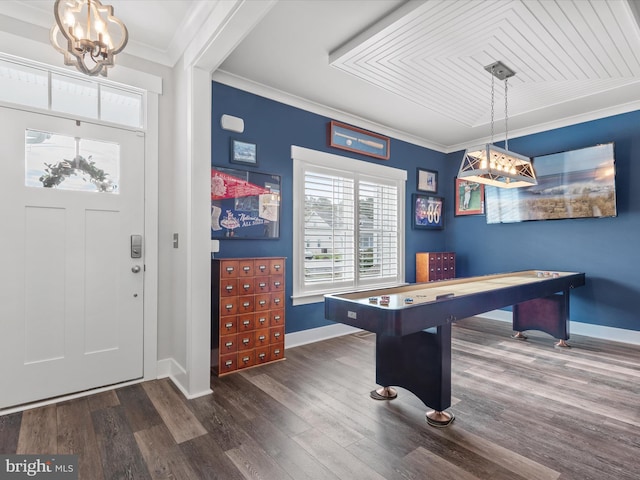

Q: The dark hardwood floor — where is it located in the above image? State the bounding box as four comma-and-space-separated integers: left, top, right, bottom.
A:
2, 317, 639, 479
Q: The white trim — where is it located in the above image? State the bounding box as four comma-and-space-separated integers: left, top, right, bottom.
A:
286, 323, 363, 349
157, 357, 212, 400
291, 145, 407, 180
142, 91, 159, 382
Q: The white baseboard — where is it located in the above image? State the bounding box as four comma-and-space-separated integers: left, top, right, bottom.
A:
283, 312, 640, 348
286, 323, 362, 349
475, 310, 640, 346
156, 357, 212, 400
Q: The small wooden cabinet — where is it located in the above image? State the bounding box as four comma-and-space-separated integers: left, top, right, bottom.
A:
416, 252, 455, 282
211, 257, 286, 376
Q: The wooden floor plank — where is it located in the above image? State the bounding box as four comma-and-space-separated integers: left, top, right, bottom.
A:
134, 423, 201, 480
0, 412, 22, 453
92, 406, 152, 480
117, 383, 164, 433
179, 432, 246, 480
293, 427, 387, 480
142, 379, 207, 444
86, 390, 120, 411
56, 398, 105, 480
16, 404, 57, 454
238, 414, 340, 480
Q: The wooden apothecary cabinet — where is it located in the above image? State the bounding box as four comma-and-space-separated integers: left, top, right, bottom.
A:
211, 257, 286, 376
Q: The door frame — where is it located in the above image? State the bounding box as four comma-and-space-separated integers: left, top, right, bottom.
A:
0, 91, 159, 416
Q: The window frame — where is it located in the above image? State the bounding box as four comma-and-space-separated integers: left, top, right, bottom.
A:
292, 145, 406, 306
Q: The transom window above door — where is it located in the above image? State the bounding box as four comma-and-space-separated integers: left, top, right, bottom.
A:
0, 55, 144, 129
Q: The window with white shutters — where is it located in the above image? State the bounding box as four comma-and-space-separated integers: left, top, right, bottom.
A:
292, 146, 406, 305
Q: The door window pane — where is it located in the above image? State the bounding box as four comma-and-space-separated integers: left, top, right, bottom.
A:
25, 129, 120, 193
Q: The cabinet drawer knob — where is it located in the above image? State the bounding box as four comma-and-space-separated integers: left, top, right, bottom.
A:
259, 282, 267, 288
225, 285, 234, 291
226, 267, 234, 273
242, 338, 250, 345
225, 322, 233, 329
259, 353, 266, 359
259, 300, 267, 306
274, 264, 281, 270
258, 317, 267, 324
258, 265, 267, 271
225, 304, 233, 310
274, 332, 281, 339
273, 316, 281, 321
274, 298, 281, 304
225, 341, 233, 348
225, 360, 233, 367
259, 335, 266, 341
242, 356, 250, 363
273, 281, 281, 287
243, 302, 250, 308
243, 284, 251, 290
273, 349, 281, 356
243, 266, 251, 272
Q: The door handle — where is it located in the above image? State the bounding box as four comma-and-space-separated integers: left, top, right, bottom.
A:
131, 265, 141, 273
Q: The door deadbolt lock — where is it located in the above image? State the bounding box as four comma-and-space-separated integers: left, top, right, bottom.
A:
131, 235, 142, 258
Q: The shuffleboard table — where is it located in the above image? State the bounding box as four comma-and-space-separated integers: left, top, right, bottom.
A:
324, 270, 585, 427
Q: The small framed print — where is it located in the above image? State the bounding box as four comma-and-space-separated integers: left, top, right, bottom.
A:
455, 178, 485, 216
417, 168, 438, 193
230, 139, 258, 166
412, 193, 444, 230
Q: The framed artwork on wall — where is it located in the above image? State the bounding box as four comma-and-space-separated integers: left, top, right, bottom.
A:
211, 166, 280, 239
417, 168, 438, 193
328, 120, 390, 160
230, 138, 258, 166
412, 193, 444, 230
455, 178, 485, 216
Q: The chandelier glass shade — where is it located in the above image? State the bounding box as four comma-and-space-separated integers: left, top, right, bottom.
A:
459, 61, 537, 189
50, 0, 128, 77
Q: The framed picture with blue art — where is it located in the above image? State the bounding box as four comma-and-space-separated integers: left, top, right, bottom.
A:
412, 193, 444, 230
417, 168, 438, 193
230, 138, 258, 166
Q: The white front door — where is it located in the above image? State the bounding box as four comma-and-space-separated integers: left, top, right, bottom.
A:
0, 106, 145, 409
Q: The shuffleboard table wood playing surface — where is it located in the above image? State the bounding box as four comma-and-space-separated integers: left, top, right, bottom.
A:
324, 270, 585, 427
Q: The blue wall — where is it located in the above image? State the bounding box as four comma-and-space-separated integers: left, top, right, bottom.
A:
212, 82, 448, 333
212, 82, 640, 333
444, 110, 640, 332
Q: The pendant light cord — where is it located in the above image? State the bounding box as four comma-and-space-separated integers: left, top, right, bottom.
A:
504, 77, 509, 151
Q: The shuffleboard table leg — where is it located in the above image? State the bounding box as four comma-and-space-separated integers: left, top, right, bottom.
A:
370, 386, 397, 400
512, 331, 528, 340
426, 410, 455, 428
555, 339, 570, 348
